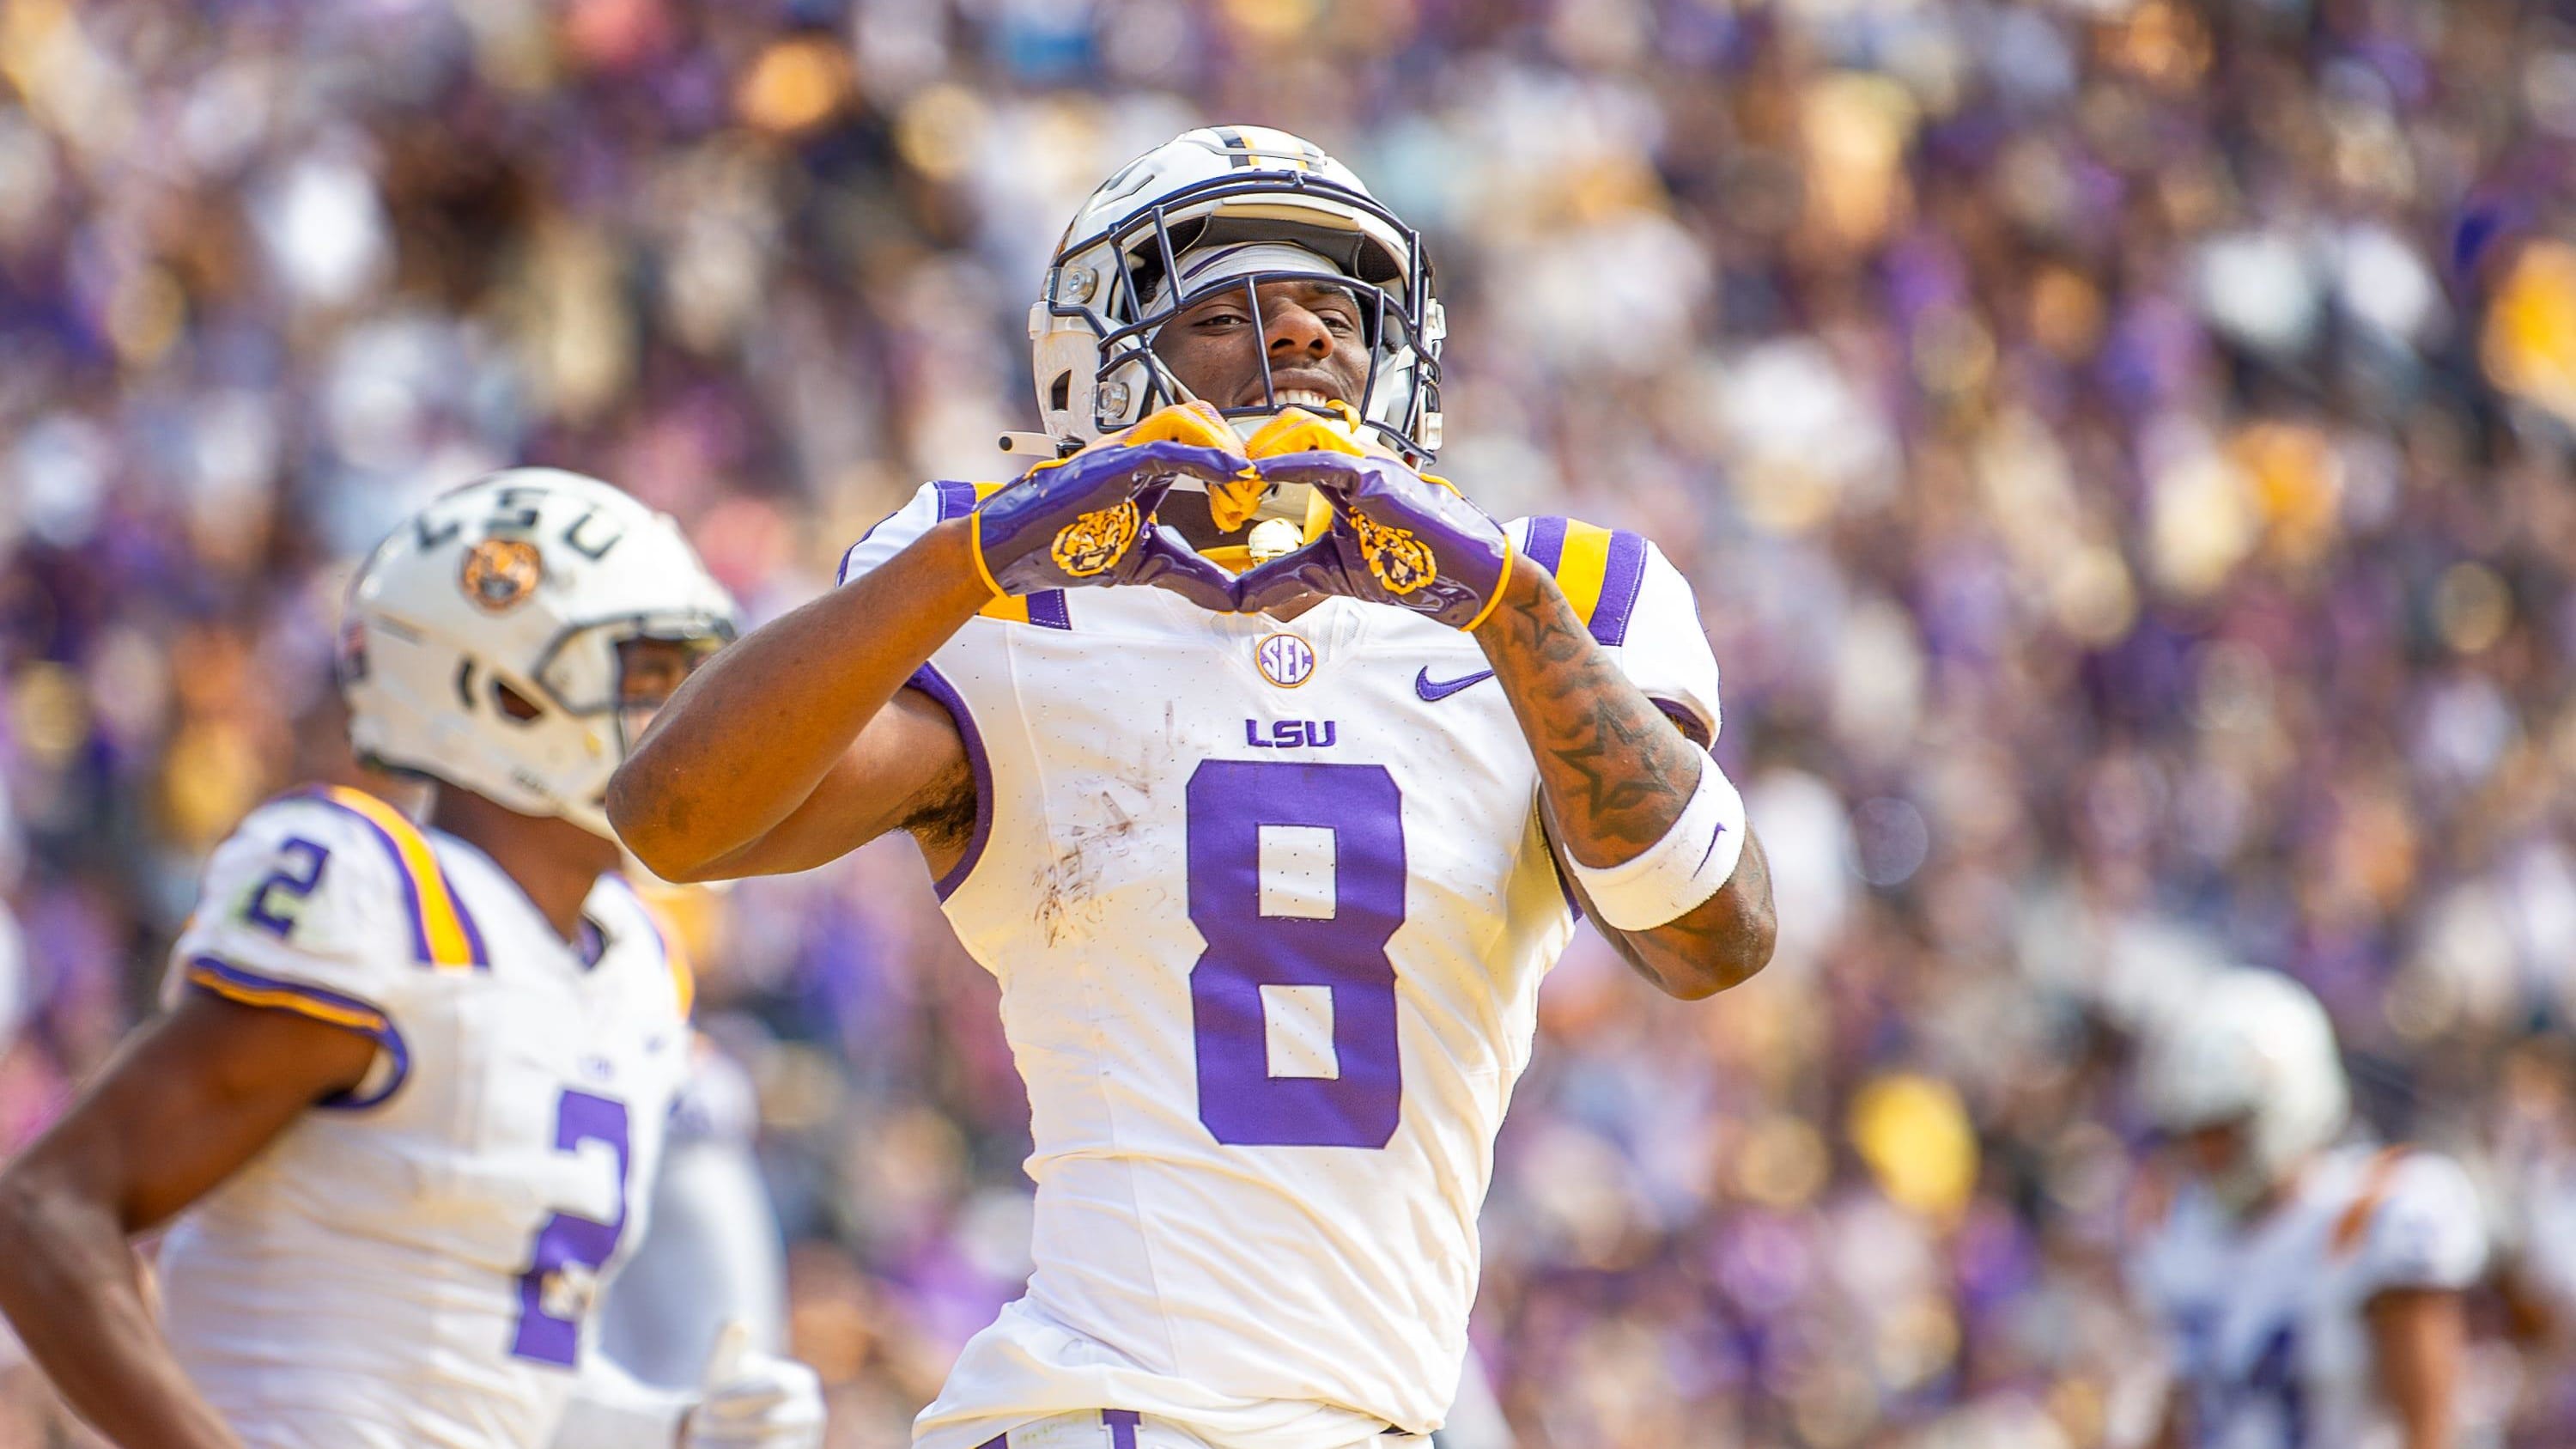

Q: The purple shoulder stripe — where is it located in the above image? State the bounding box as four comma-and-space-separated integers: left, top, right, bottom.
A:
1522, 515, 1569, 575
933, 480, 978, 521
904, 663, 994, 901
1588, 529, 1650, 647
186, 955, 412, 1110
1026, 591, 1072, 629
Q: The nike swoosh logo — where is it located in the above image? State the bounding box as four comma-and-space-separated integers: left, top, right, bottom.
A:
1414, 667, 1496, 702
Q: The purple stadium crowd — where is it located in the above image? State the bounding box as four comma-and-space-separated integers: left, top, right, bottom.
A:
5, 0, 2576, 1444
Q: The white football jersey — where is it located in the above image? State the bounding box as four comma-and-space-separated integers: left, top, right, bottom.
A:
2134, 1143, 2488, 1449
841, 484, 1724, 1449
155, 785, 695, 1448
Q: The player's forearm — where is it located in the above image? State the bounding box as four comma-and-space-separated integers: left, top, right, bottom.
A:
1473, 566, 1775, 995
2370, 1288, 2464, 1449
0, 1168, 241, 1449
1473, 565, 1701, 851
611, 519, 990, 878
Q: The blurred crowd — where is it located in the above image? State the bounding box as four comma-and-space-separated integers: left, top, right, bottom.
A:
7, 0, 2576, 1444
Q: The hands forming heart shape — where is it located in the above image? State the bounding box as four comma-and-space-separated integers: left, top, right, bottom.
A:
970, 404, 1515, 630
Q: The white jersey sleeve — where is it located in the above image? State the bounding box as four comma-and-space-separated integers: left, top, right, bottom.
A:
840, 480, 1075, 636
167, 788, 479, 1104
837, 481, 955, 588
1506, 515, 1722, 744
2352, 1152, 2488, 1296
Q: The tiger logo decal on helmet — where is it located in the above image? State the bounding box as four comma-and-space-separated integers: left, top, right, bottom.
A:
460, 538, 544, 613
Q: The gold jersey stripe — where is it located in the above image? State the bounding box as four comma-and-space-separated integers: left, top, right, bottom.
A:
1553, 520, 1618, 624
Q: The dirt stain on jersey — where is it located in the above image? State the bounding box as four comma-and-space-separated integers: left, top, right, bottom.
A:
1034, 790, 1138, 947
1030, 707, 1177, 946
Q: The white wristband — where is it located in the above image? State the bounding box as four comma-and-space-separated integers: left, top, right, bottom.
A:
1567, 756, 1747, 931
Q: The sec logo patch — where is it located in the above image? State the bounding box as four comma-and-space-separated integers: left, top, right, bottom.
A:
1255, 631, 1316, 688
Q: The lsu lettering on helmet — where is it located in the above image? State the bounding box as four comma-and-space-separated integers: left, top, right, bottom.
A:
1030, 125, 1444, 463
339, 470, 737, 840
2138, 969, 2352, 1207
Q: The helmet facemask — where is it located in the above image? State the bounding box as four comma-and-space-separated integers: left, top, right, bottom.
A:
532, 614, 735, 760
1040, 169, 1445, 466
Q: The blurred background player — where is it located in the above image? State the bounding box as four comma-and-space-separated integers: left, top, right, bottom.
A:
0, 472, 823, 1448
611, 127, 1775, 1449
599, 1035, 795, 1390
2131, 969, 2488, 1449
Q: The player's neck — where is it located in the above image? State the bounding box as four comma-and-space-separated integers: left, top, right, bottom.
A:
2232, 1157, 2315, 1225
426, 789, 617, 943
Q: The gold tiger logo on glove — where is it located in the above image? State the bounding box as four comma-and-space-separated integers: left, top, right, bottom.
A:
1050, 501, 1140, 577
1350, 512, 1437, 594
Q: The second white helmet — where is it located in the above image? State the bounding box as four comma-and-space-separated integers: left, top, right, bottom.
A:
340, 469, 737, 840
2137, 968, 2351, 1204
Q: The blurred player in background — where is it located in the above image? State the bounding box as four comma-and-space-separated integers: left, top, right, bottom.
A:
0, 472, 823, 1448
598, 1036, 794, 1389
2132, 970, 2487, 1449
612, 127, 1776, 1449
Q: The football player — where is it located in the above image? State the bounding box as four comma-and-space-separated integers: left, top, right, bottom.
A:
0, 472, 825, 1448
611, 127, 1777, 1449
2132, 969, 2486, 1449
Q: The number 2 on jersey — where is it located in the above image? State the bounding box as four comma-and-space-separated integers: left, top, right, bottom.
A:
1185, 760, 1404, 1148
510, 1089, 630, 1367
243, 838, 331, 937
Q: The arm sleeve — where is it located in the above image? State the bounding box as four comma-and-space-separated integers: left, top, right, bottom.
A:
2354, 1154, 2489, 1296
164, 795, 434, 1108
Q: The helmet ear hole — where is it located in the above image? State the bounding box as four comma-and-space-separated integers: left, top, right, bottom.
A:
492, 679, 545, 723
1048, 371, 1072, 412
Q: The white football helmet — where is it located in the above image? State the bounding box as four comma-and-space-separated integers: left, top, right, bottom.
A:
2138, 968, 2351, 1208
339, 470, 737, 841
1030, 125, 1445, 463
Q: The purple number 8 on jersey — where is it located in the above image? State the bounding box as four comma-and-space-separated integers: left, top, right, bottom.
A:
510, 1089, 630, 1367
1186, 760, 1405, 1148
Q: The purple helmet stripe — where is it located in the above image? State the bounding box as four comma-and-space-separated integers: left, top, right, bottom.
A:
1102, 1411, 1141, 1449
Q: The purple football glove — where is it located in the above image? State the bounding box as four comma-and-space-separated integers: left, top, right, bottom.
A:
1236, 453, 1514, 629
970, 439, 1244, 612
